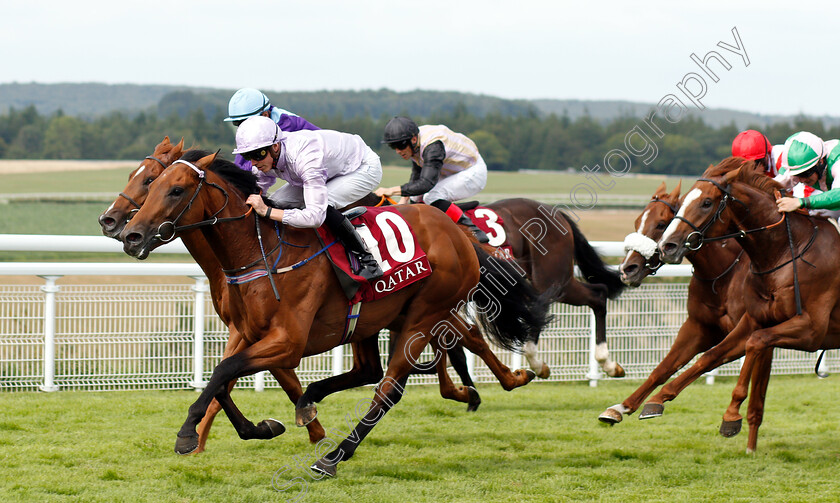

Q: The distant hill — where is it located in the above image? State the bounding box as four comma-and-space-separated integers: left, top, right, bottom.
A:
1, 82, 838, 130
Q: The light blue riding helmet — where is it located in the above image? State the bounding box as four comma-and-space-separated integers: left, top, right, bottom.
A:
224, 88, 270, 123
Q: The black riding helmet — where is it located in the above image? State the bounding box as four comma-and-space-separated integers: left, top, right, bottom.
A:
382, 116, 419, 149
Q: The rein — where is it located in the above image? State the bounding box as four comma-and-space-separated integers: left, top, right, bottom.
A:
683, 177, 815, 316
375, 195, 398, 207
118, 156, 169, 211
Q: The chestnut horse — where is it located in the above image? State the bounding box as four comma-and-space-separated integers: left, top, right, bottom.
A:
119, 152, 552, 476
102, 141, 541, 450
599, 180, 751, 424
100, 140, 330, 451
356, 194, 628, 382
658, 158, 840, 452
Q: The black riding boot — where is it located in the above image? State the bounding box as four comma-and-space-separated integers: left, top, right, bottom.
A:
457, 214, 490, 244
324, 206, 383, 281
429, 199, 490, 244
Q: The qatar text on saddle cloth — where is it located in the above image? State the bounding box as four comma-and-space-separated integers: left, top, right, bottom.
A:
316, 206, 432, 304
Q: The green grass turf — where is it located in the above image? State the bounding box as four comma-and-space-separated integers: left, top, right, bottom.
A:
0, 376, 837, 502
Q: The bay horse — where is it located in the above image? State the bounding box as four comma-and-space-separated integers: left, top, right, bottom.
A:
102, 143, 542, 450
118, 152, 552, 475
599, 179, 752, 424
657, 158, 840, 452
356, 193, 628, 382
99, 140, 328, 450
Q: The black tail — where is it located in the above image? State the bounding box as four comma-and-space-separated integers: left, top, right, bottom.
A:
566, 217, 625, 299
468, 243, 554, 353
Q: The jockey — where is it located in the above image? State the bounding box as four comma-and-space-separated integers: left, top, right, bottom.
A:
774, 132, 840, 217
731, 129, 780, 177
375, 116, 490, 243
235, 116, 384, 280
224, 88, 319, 173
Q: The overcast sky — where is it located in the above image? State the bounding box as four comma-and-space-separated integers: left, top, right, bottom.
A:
2, 1, 836, 117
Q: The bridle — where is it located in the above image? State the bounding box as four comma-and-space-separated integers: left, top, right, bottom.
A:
118, 155, 168, 213
153, 159, 253, 242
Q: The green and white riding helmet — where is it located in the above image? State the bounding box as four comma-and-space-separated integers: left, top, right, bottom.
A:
780, 131, 825, 176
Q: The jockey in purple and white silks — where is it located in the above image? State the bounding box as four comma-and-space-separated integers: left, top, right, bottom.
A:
224, 88, 319, 174
236, 116, 384, 280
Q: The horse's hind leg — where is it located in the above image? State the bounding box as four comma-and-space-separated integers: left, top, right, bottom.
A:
295, 336, 383, 427
428, 338, 480, 410
522, 340, 551, 379
559, 280, 624, 377
745, 348, 774, 453
269, 369, 326, 444
458, 323, 536, 391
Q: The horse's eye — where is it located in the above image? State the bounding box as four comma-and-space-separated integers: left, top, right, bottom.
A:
144, 177, 154, 186
169, 187, 184, 197
656, 221, 667, 230
701, 198, 713, 208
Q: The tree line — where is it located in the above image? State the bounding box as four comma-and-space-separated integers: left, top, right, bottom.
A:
1, 93, 837, 176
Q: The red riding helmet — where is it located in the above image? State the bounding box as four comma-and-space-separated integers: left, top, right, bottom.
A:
731, 130, 772, 161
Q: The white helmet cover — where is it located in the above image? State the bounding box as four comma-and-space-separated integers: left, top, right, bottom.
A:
233, 116, 282, 154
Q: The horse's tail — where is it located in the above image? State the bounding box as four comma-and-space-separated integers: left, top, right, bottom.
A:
566, 216, 625, 299
468, 243, 554, 352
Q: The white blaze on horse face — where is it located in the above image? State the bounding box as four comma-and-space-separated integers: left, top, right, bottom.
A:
637, 208, 651, 233
660, 188, 702, 245
131, 165, 146, 179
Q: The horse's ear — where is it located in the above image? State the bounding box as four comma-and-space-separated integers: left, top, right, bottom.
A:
197, 152, 217, 168
669, 180, 681, 200
175, 137, 185, 152
654, 181, 667, 196
722, 166, 742, 185
162, 136, 171, 145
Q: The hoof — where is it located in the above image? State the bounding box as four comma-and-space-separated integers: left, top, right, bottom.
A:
719, 418, 742, 438
638, 403, 664, 420
311, 458, 337, 478
598, 408, 623, 425
175, 434, 199, 455
466, 386, 481, 412
609, 363, 626, 378
522, 369, 537, 382
296, 404, 318, 427
536, 363, 551, 379
257, 418, 286, 439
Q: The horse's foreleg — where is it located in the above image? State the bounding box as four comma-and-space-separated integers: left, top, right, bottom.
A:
745, 348, 774, 453
561, 281, 624, 377
721, 314, 815, 446
175, 335, 303, 455
195, 331, 248, 453
296, 337, 384, 427
195, 379, 238, 453
599, 317, 722, 424
642, 316, 756, 422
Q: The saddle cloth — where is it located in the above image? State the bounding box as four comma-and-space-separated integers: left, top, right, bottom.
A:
316, 206, 432, 304
463, 206, 514, 258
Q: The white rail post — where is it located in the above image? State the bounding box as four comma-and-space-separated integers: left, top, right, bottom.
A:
511, 347, 523, 371
331, 346, 344, 376
190, 276, 209, 390
254, 370, 266, 392
39, 275, 61, 392
586, 312, 601, 387
705, 367, 718, 385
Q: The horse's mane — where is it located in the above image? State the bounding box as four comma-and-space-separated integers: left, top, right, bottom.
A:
179, 149, 259, 196
701, 156, 783, 197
